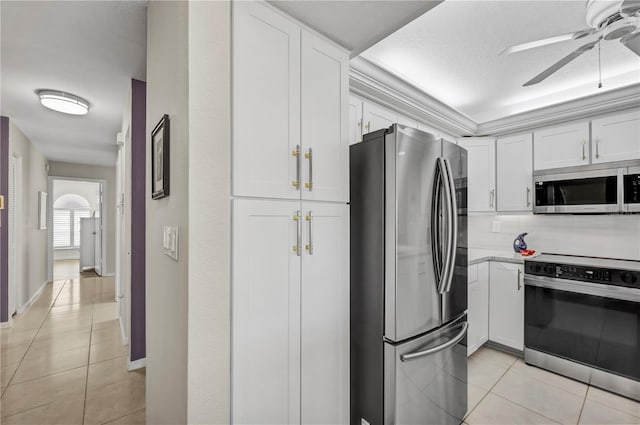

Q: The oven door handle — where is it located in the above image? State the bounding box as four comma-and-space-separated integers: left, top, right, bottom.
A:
524, 274, 640, 303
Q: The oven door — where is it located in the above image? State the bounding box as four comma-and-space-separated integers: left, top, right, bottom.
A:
524, 275, 640, 381
533, 168, 623, 214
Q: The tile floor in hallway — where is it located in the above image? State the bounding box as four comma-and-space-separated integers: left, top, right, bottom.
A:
464, 346, 640, 425
1, 273, 145, 424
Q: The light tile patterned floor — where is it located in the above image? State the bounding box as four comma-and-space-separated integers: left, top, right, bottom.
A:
464, 346, 640, 425
1, 272, 145, 424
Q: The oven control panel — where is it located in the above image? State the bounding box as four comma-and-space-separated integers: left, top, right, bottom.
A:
525, 261, 639, 289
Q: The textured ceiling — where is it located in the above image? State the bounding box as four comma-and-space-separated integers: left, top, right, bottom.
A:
1, 1, 147, 166
361, 0, 640, 123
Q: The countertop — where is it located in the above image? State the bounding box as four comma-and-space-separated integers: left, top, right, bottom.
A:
467, 248, 530, 265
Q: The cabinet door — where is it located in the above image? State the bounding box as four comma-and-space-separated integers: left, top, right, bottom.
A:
489, 262, 524, 351
534, 122, 589, 170
592, 110, 640, 163
457, 138, 496, 212
348, 95, 363, 145
362, 101, 397, 136
468, 262, 489, 356
233, 2, 301, 199
232, 199, 301, 424
301, 202, 349, 425
497, 134, 533, 212
301, 31, 349, 203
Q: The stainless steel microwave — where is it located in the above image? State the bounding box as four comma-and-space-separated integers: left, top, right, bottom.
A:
533, 162, 640, 214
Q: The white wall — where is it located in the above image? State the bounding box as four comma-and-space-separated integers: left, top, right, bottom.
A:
469, 214, 640, 261
146, 1, 189, 423
187, 1, 231, 423
48, 162, 116, 275
8, 121, 48, 309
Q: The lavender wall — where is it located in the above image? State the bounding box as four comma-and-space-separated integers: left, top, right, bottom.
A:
131, 79, 147, 361
0, 116, 8, 323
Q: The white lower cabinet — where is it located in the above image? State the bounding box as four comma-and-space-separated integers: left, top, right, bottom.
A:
467, 262, 489, 356
232, 199, 349, 424
489, 262, 524, 351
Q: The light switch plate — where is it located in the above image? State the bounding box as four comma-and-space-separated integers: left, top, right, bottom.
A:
491, 220, 501, 233
163, 226, 179, 261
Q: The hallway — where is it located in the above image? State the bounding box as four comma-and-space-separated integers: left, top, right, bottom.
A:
0, 273, 145, 424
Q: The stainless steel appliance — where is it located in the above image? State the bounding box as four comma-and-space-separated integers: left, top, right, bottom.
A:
350, 124, 468, 425
624, 166, 640, 212
533, 161, 640, 214
524, 254, 640, 401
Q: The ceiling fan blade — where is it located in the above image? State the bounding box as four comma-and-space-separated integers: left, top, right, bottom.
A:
620, 0, 640, 16
500, 29, 593, 55
523, 40, 599, 86
621, 31, 640, 56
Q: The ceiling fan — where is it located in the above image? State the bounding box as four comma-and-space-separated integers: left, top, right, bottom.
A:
500, 0, 640, 86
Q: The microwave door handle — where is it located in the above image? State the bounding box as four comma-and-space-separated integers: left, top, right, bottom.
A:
400, 322, 469, 362
432, 159, 446, 293
442, 158, 458, 294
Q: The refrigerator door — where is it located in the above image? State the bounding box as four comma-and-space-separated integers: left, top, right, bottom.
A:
384, 314, 468, 425
441, 141, 468, 324
385, 126, 443, 342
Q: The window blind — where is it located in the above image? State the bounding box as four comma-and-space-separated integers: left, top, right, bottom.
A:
53, 209, 71, 248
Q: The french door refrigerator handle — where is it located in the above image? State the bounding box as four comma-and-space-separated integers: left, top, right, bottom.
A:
400, 322, 468, 362
442, 158, 458, 294
431, 159, 446, 293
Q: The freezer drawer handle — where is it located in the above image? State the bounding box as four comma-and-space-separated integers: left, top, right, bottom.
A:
400, 322, 468, 362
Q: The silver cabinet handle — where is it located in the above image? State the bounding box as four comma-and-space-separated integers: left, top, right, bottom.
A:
582, 141, 586, 160
357, 119, 362, 128
595, 138, 600, 159
401, 322, 468, 362
305, 211, 313, 255
526, 187, 531, 207
490, 189, 495, 208
304, 148, 313, 191
292, 145, 301, 189
293, 211, 301, 256
366, 121, 370, 132
517, 268, 522, 290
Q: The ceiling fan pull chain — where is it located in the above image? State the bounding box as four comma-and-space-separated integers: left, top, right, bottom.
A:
598, 39, 603, 89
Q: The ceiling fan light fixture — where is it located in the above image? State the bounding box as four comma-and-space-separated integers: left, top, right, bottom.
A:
36, 90, 89, 115
604, 25, 637, 39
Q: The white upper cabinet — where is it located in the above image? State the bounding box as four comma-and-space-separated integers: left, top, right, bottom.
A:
457, 138, 496, 212
300, 202, 349, 425
591, 110, 640, 164
233, 2, 301, 199
301, 31, 349, 203
362, 102, 397, 136
497, 133, 533, 212
348, 95, 363, 145
489, 262, 524, 351
533, 122, 589, 170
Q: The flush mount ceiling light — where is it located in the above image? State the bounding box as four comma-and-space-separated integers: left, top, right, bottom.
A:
36, 90, 89, 115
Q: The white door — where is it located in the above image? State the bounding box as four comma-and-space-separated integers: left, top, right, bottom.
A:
489, 262, 524, 351
300, 202, 349, 425
457, 138, 496, 212
348, 95, 363, 145
467, 262, 489, 356
94, 185, 103, 276
497, 133, 533, 211
362, 101, 397, 136
8, 154, 21, 316
233, 1, 301, 199
232, 199, 301, 425
79, 218, 96, 271
591, 110, 640, 163
301, 30, 349, 203
533, 122, 589, 170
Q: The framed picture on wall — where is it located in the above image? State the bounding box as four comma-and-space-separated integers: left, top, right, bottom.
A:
38, 191, 48, 230
151, 114, 170, 200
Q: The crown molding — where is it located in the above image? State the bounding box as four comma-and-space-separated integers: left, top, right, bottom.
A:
350, 56, 640, 138
349, 57, 476, 137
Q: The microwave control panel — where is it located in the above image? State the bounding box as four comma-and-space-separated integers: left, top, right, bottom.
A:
525, 261, 639, 289
624, 173, 640, 204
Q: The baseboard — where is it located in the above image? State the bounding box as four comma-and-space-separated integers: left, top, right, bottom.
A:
127, 357, 146, 371
485, 340, 524, 358
118, 314, 128, 345
102, 272, 116, 277
17, 281, 48, 314
1, 317, 14, 328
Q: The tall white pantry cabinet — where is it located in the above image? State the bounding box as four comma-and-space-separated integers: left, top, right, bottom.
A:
231, 2, 350, 424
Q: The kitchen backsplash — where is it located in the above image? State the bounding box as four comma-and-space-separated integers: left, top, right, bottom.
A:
468, 214, 640, 261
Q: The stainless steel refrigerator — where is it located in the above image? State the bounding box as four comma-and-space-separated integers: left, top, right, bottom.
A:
350, 124, 468, 425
